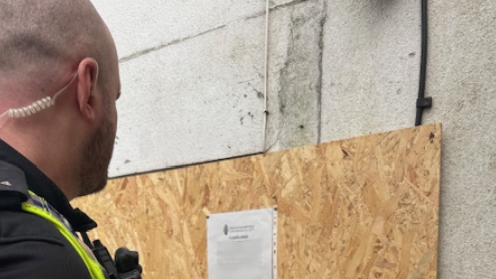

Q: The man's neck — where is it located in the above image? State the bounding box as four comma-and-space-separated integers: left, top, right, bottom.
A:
0, 132, 78, 200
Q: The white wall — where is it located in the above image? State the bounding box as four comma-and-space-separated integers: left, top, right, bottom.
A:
92, 0, 268, 176
91, 0, 496, 278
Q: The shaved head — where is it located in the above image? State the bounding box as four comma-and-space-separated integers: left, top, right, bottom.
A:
0, 0, 115, 98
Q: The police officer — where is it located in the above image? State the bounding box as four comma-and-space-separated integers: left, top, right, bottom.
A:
0, 0, 141, 278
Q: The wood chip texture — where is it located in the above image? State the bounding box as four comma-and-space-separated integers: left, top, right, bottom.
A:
73, 124, 442, 279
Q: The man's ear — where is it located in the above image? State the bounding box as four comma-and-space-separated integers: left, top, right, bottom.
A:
76, 57, 99, 121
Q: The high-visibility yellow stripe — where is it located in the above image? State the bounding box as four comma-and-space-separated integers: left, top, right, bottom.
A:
22, 202, 106, 279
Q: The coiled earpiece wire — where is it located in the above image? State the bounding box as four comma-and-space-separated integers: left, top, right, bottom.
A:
0, 72, 78, 119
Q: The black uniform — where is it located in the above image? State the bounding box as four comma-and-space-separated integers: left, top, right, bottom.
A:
0, 139, 98, 279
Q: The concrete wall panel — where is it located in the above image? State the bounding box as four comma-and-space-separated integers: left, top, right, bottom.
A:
110, 18, 266, 176
266, 0, 326, 151
426, 2, 496, 278
90, 0, 266, 59
321, 0, 420, 140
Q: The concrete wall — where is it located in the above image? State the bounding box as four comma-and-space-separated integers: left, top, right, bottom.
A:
92, 0, 268, 176
91, 0, 496, 278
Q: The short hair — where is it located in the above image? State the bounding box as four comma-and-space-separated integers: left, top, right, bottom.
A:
0, 0, 111, 86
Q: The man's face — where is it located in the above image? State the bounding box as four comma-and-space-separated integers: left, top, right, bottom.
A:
78, 105, 116, 196
78, 35, 120, 197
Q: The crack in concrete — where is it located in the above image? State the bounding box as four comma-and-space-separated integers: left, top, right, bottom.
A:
119, 0, 312, 64
265, 120, 285, 152
119, 24, 227, 63
272, 0, 312, 11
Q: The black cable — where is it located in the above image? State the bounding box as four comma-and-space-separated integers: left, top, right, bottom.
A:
415, 0, 432, 126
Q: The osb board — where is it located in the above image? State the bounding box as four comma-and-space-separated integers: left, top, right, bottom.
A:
73, 124, 441, 279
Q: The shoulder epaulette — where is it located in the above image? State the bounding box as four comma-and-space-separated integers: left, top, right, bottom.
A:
0, 160, 29, 211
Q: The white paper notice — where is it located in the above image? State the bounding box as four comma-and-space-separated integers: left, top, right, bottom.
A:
207, 207, 277, 279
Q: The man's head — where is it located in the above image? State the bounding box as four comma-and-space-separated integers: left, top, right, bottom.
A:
0, 0, 121, 199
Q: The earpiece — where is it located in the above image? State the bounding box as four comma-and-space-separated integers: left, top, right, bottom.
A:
0, 97, 55, 119
0, 72, 78, 120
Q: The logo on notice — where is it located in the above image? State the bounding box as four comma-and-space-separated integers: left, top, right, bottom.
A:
223, 225, 229, 235
0, 181, 12, 187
